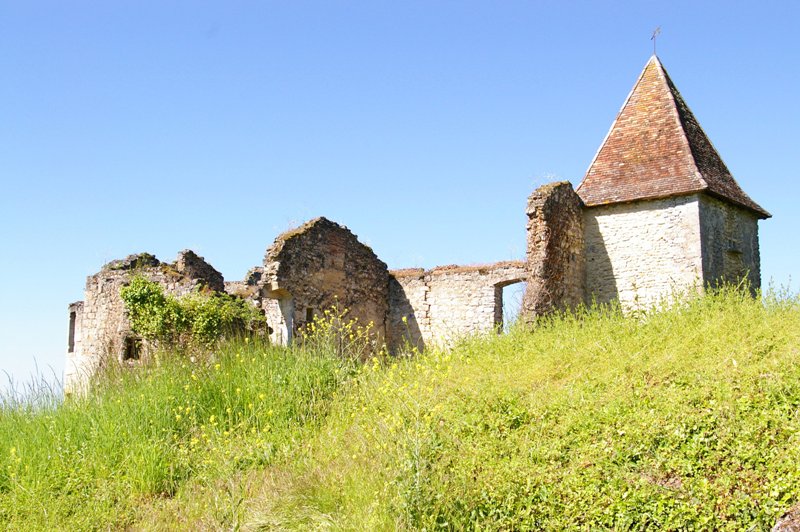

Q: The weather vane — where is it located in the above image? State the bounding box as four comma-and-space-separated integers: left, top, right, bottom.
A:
651, 26, 662, 55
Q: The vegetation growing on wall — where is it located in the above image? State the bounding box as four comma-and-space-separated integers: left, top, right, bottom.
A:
120, 276, 266, 348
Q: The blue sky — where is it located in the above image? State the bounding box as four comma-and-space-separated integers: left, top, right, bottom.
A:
1, 1, 798, 392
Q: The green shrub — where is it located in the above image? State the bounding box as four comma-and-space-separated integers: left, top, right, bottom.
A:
120, 276, 266, 349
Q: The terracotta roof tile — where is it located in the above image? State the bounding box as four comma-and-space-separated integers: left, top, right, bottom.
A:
576, 56, 769, 218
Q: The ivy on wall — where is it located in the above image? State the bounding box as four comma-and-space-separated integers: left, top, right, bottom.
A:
120, 276, 266, 348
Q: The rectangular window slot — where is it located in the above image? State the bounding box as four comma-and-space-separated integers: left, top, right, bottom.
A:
68, 312, 76, 353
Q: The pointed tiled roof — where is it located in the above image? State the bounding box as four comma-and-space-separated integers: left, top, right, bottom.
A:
576, 56, 769, 218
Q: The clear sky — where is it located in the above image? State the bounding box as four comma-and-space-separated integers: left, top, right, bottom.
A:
1, 1, 798, 393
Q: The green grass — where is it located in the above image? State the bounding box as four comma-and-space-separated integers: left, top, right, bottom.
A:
2, 288, 800, 530
0, 338, 354, 529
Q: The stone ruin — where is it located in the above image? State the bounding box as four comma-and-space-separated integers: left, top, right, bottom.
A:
65, 251, 227, 388
65, 55, 770, 392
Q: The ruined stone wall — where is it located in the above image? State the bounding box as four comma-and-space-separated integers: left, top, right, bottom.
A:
699, 194, 761, 291
388, 270, 428, 352
65, 251, 225, 393
174, 250, 225, 292
262, 218, 390, 346
522, 182, 585, 320
224, 267, 263, 300
583, 194, 704, 311
388, 262, 527, 352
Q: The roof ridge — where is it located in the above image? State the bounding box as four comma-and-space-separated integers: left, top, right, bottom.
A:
652, 56, 710, 191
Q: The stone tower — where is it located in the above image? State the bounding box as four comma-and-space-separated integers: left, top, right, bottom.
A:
576, 55, 770, 310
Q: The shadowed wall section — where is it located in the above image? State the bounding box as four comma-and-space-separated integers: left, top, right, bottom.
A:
699, 195, 761, 292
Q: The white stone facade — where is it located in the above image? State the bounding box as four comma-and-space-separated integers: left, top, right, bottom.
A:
583, 194, 704, 311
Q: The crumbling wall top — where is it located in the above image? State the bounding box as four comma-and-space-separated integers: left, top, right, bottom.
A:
173, 250, 225, 292
103, 253, 160, 272
96, 250, 225, 292
265, 217, 382, 266
389, 268, 426, 278
429, 261, 526, 276
245, 267, 264, 286
526, 181, 584, 215
390, 260, 526, 279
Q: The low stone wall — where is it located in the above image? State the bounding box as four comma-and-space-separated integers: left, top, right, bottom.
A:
388, 261, 527, 353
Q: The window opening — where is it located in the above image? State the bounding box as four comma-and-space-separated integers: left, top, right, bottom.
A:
494, 281, 526, 333
68, 311, 76, 353
123, 336, 142, 361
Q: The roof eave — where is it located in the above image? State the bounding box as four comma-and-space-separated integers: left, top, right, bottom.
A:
583, 188, 771, 219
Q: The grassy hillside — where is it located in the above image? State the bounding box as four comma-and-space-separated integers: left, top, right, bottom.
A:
2, 288, 800, 530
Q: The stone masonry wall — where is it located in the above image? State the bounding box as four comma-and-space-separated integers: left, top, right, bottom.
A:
583, 194, 704, 311
65, 251, 225, 393
388, 261, 527, 353
522, 181, 585, 320
388, 270, 428, 352
699, 194, 761, 291
262, 217, 390, 347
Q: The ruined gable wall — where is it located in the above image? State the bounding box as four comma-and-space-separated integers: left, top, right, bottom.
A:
174, 250, 225, 292
65, 252, 225, 393
699, 194, 761, 290
263, 218, 390, 344
583, 194, 704, 311
522, 182, 585, 319
388, 262, 527, 353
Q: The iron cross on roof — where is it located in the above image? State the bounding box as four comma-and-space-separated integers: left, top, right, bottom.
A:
651, 26, 662, 55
